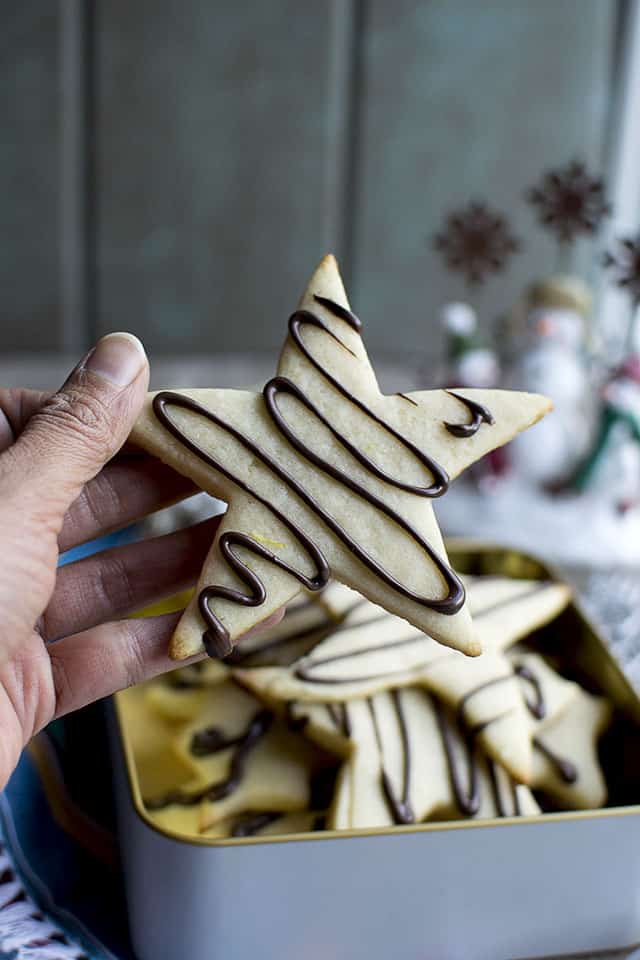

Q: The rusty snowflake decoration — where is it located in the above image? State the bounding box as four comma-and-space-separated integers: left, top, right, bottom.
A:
603, 235, 640, 307
433, 202, 519, 286
527, 160, 609, 245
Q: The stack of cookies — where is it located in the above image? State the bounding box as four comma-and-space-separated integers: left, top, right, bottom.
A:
121, 255, 615, 840
123, 572, 613, 840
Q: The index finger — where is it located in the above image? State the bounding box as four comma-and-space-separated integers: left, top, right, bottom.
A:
0, 387, 51, 452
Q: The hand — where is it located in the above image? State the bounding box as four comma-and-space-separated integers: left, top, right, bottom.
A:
0, 334, 219, 790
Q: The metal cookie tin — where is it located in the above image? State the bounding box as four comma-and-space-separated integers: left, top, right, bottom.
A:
109, 542, 640, 960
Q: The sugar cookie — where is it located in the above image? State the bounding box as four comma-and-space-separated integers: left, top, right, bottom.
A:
131, 256, 550, 660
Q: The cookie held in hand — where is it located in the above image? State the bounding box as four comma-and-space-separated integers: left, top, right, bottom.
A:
131, 255, 551, 660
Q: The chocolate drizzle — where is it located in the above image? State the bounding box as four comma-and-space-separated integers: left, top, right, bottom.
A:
145, 710, 273, 810
263, 376, 462, 603
282, 303, 451, 497
231, 811, 282, 837
294, 630, 425, 685
487, 760, 521, 817
533, 737, 578, 784
513, 663, 546, 720
444, 391, 495, 438
326, 702, 352, 738
313, 294, 362, 332
289, 584, 551, 690
456, 673, 514, 730
225, 605, 331, 667
472, 582, 550, 621
397, 392, 419, 407
153, 392, 329, 657
284, 700, 308, 732
433, 695, 480, 816
456, 654, 548, 731
191, 724, 247, 757
153, 294, 475, 656
369, 693, 414, 825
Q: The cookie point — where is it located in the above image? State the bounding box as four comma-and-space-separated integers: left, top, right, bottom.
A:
301, 254, 350, 311
169, 637, 193, 661
532, 392, 554, 421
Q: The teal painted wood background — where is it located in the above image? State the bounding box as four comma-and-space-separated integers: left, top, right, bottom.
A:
0, 0, 618, 360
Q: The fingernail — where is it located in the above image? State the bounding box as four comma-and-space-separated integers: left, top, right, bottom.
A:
84, 332, 147, 387
0, 408, 14, 451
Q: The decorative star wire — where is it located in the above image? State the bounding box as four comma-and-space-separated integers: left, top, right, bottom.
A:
526, 160, 610, 246
432, 202, 520, 287
603, 234, 640, 307
131, 256, 549, 662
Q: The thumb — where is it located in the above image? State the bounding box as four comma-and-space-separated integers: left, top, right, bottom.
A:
6, 332, 149, 522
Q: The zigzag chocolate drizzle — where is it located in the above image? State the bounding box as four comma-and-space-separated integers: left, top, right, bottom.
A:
153, 296, 473, 657
153, 392, 331, 657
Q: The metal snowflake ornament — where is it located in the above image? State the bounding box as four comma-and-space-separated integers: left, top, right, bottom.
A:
527, 160, 610, 246
433, 202, 520, 287
603, 235, 640, 307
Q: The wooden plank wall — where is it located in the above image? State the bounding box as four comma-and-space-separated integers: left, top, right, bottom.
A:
0, 4, 62, 350
0, 0, 617, 362
95, 0, 357, 353
351, 0, 615, 358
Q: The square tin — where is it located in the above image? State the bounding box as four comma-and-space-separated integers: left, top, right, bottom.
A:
109, 542, 640, 960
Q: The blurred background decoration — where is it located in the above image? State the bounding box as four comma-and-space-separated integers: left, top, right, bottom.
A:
3, 0, 640, 573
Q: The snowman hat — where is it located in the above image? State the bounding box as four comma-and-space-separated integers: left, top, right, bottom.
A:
526, 275, 592, 317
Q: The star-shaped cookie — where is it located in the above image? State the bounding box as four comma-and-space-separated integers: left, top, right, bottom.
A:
131, 255, 550, 660
532, 687, 612, 809
140, 678, 334, 833
289, 688, 540, 830
236, 577, 572, 782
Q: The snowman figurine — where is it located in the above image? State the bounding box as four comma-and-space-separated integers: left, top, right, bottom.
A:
507, 276, 594, 488
440, 302, 500, 388
440, 302, 505, 486
573, 354, 640, 514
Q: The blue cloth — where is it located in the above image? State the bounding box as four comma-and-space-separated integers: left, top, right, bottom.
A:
58, 528, 138, 566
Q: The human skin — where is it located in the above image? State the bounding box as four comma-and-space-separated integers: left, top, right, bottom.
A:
0, 333, 276, 791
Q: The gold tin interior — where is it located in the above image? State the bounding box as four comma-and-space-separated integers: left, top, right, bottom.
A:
113, 540, 640, 847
